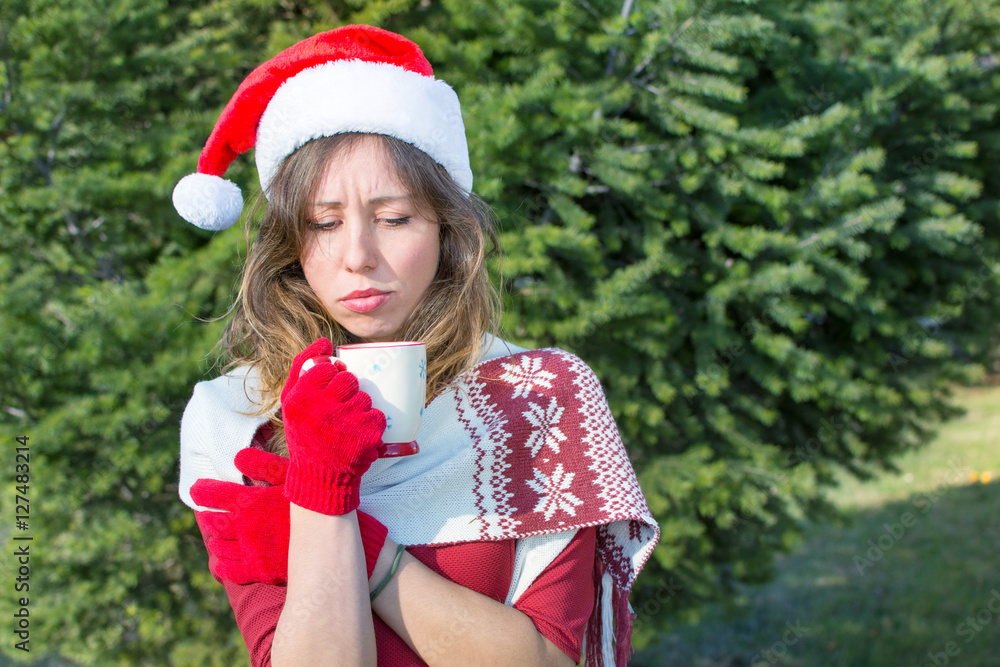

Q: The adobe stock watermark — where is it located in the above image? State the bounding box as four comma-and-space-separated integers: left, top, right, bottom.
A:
631, 576, 684, 630
852, 457, 969, 575
921, 588, 1000, 667
270, 570, 354, 655
685, 302, 799, 404
419, 606, 477, 664
784, 416, 844, 468
888, 248, 999, 372
749, 620, 810, 667
901, 128, 963, 176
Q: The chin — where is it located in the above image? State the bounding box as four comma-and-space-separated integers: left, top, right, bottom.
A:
343, 321, 400, 343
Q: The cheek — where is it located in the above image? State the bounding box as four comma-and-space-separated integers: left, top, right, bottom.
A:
299, 247, 316, 286
299, 241, 329, 295
414, 234, 441, 284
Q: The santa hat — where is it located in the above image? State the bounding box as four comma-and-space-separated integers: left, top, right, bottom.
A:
172, 25, 472, 231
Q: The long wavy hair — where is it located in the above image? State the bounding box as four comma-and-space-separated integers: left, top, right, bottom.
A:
220, 133, 501, 454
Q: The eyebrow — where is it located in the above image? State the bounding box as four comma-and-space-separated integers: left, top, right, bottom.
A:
309, 195, 411, 208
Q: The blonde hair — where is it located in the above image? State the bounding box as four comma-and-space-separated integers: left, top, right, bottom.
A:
220, 133, 501, 454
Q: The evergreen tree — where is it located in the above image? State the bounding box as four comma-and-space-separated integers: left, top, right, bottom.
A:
1, 0, 997, 663
389, 0, 1000, 640
0, 0, 322, 662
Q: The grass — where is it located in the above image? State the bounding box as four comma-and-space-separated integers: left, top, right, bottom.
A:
633, 384, 1000, 667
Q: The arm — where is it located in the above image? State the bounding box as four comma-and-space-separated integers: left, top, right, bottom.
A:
192, 448, 388, 666
271, 508, 375, 667
368, 540, 576, 667
206, 508, 593, 666
216, 536, 585, 667
268, 339, 384, 666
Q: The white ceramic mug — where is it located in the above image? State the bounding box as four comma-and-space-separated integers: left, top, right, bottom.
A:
334, 341, 426, 457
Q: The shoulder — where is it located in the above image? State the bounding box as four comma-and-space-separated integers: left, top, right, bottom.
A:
478, 334, 531, 362
479, 335, 599, 377
181, 366, 267, 441
475, 343, 606, 402
178, 366, 271, 509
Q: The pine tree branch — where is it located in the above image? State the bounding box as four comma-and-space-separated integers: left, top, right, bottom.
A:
0, 14, 52, 183
627, 0, 716, 82
604, 0, 636, 78
932, 6, 956, 55
0, 14, 12, 115
38, 8, 109, 184
623, 143, 670, 152
322, 0, 343, 24
574, 0, 604, 21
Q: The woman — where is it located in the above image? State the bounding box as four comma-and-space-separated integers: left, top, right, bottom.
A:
174, 25, 659, 667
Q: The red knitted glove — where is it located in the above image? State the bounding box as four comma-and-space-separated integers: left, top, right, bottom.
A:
281, 338, 386, 515
191, 447, 388, 585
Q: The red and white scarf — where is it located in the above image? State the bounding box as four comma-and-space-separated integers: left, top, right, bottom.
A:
180, 340, 660, 665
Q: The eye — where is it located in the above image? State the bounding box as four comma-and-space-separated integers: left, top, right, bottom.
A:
309, 219, 340, 231
380, 216, 412, 227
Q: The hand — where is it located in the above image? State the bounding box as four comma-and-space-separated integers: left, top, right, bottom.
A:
280, 338, 386, 515
191, 448, 291, 585
192, 447, 388, 585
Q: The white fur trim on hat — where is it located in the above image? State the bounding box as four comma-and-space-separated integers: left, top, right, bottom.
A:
172, 173, 244, 230
255, 59, 472, 196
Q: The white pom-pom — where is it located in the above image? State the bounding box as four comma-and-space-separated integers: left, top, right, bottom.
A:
172, 173, 244, 230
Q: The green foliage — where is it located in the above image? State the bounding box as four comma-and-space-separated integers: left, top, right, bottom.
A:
0, 0, 298, 662
1, 0, 998, 663
398, 0, 1000, 641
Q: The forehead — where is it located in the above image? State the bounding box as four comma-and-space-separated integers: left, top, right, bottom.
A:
314, 137, 406, 196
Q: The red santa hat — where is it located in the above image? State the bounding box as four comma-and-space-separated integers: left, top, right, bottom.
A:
172, 25, 472, 230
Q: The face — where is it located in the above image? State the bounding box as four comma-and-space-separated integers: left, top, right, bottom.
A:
300, 137, 440, 342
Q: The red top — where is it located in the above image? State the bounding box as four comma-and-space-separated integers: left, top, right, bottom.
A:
221, 528, 597, 666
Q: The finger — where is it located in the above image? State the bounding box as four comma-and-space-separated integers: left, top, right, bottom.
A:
198, 507, 242, 535
287, 338, 334, 387
298, 355, 334, 378
193, 510, 217, 542
214, 559, 254, 586
234, 448, 290, 486
343, 387, 377, 416
323, 368, 361, 403
190, 478, 247, 511
291, 360, 340, 396
365, 408, 387, 434
206, 536, 243, 562
206, 550, 220, 577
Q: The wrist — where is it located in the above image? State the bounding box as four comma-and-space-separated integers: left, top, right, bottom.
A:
284, 459, 360, 515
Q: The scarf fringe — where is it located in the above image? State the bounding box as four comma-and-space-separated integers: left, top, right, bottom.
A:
614, 580, 634, 666
586, 562, 635, 666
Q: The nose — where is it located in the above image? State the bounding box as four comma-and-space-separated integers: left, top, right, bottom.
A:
342, 219, 378, 273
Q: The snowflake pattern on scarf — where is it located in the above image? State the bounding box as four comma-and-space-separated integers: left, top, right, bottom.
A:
454, 349, 658, 595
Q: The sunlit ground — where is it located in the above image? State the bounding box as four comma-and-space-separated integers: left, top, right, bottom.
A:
635, 384, 1000, 667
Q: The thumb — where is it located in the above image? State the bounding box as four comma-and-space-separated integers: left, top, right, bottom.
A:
285, 338, 334, 393
234, 448, 289, 486
190, 478, 244, 511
